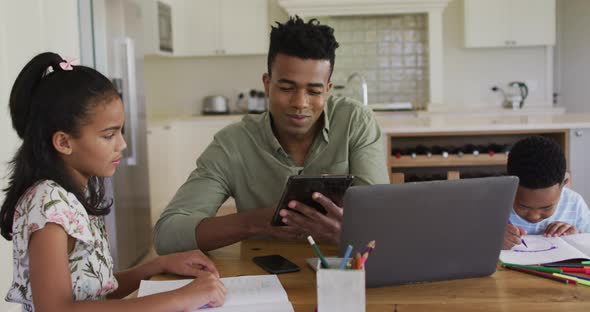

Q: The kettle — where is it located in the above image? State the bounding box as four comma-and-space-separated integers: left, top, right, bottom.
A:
202, 95, 229, 115
508, 81, 528, 109
491, 81, 529, 110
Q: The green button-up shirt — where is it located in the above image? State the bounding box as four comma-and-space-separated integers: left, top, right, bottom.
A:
154, 96, 389, 254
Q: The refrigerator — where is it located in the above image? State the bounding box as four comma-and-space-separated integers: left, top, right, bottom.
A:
79, 0, 152, 271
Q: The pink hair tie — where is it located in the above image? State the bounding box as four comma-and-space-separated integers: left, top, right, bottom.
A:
59, 57, 78, 71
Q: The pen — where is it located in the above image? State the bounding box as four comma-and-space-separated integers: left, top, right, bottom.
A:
339, 245, 353, 270
508, 221, 527, 248
307, 235, 330, 269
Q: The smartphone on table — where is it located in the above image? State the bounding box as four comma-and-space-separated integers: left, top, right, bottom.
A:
252, 255, 300, 274
271, 174, 355, 226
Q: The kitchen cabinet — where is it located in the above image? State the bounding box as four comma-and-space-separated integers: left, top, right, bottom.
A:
147, 117, 239, 223
141, 0, 177, 55
464, 0, 556, 48
184, 0, 272, 56
569, 128, 590, 205
145, 0, 283, 57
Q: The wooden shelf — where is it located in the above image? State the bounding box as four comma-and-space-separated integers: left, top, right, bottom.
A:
390, 154, 508, 168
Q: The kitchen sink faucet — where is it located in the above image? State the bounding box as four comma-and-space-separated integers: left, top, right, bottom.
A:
346, 72, 368, 106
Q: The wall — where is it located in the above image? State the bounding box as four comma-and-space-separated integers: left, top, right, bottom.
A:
555, 0, 590, 113
320, 14, 430, 109
0, 1, 79, 311
144, 0, 554, 118
0, 4, 18, 311
442, 0, 551, 109
144, 55, 267, 120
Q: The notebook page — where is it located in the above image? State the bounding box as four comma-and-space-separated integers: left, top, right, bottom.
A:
138, 275, 292, 309
562, 233, 590, 259
499, 235, 588, 265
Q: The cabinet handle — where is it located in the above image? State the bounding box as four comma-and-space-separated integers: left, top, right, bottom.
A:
575, 130, 584, 137
505, 40, 510, 45
512, 40, 517, 45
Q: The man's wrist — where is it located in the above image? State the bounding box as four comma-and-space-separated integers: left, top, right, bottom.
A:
243, 208, 270, 237
150, 256, 167, 276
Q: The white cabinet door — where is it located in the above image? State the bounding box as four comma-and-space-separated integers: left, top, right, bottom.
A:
151, 0, 271, 56
508, 0, 556, 47
464, 0, 508, 47
147, 118, 240, 223
464, 0, 555, 48
569, 128, 590, 207
220, 0, 269, 55
182, 0, 220, 56
147, 125, 175, 225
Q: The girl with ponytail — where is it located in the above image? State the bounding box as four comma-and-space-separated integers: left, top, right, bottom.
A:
1, 53, 226, 311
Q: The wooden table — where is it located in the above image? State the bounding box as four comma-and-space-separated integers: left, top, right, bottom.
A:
153, 240, 590, 311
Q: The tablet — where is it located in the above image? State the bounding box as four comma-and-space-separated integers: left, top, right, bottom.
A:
271, 174, 354, 226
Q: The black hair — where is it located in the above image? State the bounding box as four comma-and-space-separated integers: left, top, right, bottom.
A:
267, 16, 339, 79
507, 135, 566, 189
1, 52, 120, 240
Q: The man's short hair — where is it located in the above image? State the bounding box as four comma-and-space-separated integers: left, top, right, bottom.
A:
267, 16, 339, 79
507, 135, 566, 189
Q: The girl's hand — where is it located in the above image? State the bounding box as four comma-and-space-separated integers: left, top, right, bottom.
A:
544, 222, 578, 237
158, 250, 220, 278
177, 270, 227, 309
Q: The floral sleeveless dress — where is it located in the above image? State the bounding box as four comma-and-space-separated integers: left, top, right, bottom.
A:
5, 180, 118, 311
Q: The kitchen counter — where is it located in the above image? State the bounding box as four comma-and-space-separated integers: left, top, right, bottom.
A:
148, 105, 567, 126
376, 113, 590, 134
148, 111, 590, 134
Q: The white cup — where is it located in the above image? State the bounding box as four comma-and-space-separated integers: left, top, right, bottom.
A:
316, 260, 366, 312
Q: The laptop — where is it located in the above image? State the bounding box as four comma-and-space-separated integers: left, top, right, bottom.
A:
340, 176, 518, 287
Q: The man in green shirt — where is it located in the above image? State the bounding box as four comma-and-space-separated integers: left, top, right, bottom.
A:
154, 16, 389, 254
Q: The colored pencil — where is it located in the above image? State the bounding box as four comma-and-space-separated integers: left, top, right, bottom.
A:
582, 261, 590, 265
554, 273, 590, 287
307, 235, 330, 269
508, 221, 527, 247
560, 267, 586, 273
339, 245, 353, 270
505, 265, 577, 285
560, 272, 590, 282
360, 240, 376, 267
355, 252, 362, 270
502, 263, 563, 274
543, 263, 584, 268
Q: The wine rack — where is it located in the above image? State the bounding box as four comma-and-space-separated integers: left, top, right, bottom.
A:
387, 130, 569, 183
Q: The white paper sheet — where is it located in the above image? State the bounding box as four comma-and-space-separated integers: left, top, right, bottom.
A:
138, 275, 294, 312
499, 233, 590, 265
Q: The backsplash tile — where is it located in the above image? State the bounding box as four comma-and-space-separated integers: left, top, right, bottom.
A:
319, 14, 430, 109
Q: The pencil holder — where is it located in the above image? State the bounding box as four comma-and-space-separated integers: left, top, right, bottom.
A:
316, 260, 365, 312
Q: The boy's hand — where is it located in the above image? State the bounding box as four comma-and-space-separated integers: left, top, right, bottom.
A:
544, 222, 578, 237
502, 224, 527, 250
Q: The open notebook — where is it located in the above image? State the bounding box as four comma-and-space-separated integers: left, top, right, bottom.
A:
138, 275, 294, 312
500, 233, 590, 265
